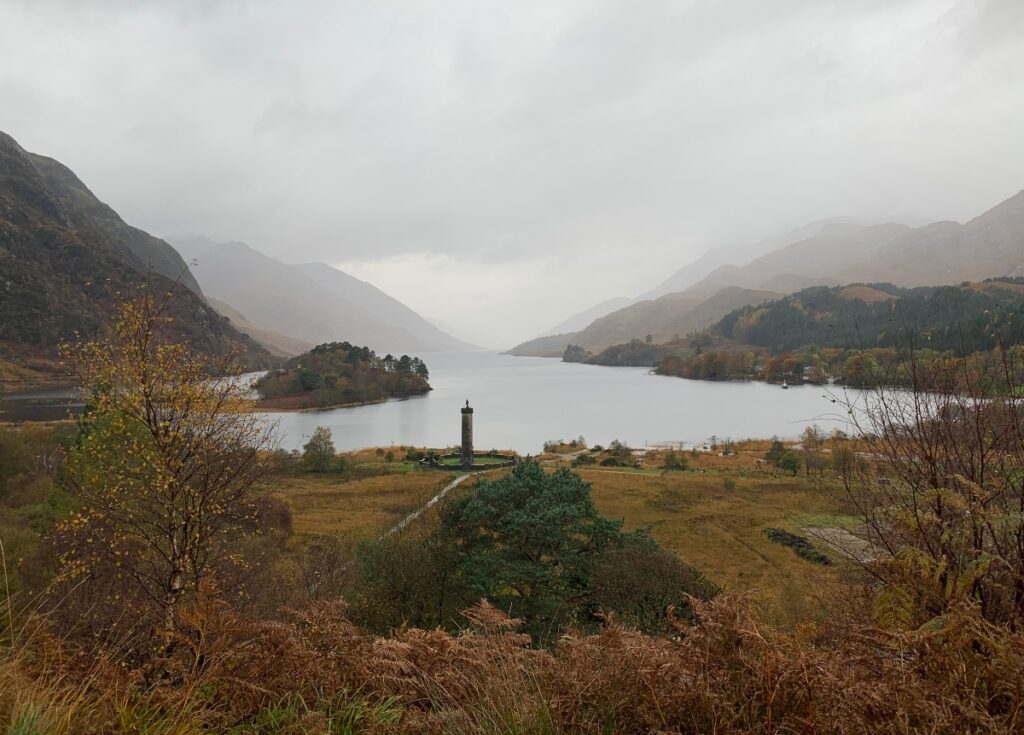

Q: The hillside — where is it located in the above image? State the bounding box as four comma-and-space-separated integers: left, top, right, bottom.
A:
173, 236, 475, 355
539, 296, 633, 337
509, 286, 778, 356
678, 222, 911, 300
711, 279, 1024, 354
0, 131, 270, 364
863, 192, 1024, 285
507, 332, 580, 358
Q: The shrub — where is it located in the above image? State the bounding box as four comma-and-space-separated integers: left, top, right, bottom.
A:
764, 527, 831, 565
589, 543, 717, 634
664, 450, 688, 471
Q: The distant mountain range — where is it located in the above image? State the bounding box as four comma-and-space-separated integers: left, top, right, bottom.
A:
638, 215, 930, 301
534, 216, 921, 342
0, 130, 271, 365
172, 236, 475, 356
511, 190, 1024, 357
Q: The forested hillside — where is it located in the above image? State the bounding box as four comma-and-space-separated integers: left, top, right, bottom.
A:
653, 279, 1024, 386
712, 280, 1024, 353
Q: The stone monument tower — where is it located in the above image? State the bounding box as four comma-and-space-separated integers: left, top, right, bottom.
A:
461, 400, 474, 466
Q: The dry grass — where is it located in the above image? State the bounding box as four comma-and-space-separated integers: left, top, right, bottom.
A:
579, 468, 853, 623
0, 355, 73, 388
275, 455, 850, 623
650, 447, 770, 470
8, 593, 1020, 734
271, 470, 450, 539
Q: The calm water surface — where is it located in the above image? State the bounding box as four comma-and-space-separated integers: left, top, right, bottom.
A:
259, 352, 861, 454
0, 385, 81, 422
1, 352, 862, 452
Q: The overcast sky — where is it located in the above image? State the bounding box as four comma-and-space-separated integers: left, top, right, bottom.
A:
3, 0, 1023, 346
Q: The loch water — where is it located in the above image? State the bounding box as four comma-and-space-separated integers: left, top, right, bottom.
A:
1, 352, 862, 453
260, 351, 862, 454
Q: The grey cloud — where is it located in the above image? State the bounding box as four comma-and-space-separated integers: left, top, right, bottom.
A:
2, 0, 1023, 338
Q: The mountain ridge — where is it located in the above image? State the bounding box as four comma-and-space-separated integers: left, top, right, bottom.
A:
513, 190, 1024, 358
0, 130, 270, 365
174, 235, 475, 356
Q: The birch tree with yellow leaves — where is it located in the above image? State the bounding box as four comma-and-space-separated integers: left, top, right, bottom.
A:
52, 291, 275, 651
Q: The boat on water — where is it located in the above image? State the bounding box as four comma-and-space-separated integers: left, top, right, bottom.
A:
781, 380, 789, 390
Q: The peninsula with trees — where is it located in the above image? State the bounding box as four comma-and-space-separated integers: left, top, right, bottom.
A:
254, 341, 431, 410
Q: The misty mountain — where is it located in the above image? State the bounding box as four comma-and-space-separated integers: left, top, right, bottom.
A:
668, 190, 1024, 302
173, 236, 475, 356
540, 296, 633, 337
541, 216, 929, 349
516, 190, 1024, 359
640, 216, 922, 300
862, 191, 1024, 285
677, 222, 913, 300
0, 130, 270, 363
509, 286, 777, 356
205, 298, 314, 358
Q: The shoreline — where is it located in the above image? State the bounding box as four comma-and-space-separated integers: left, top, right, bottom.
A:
253, 396, 391, 413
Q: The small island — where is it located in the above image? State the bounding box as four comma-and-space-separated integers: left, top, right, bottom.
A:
254, 341, 431, 410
